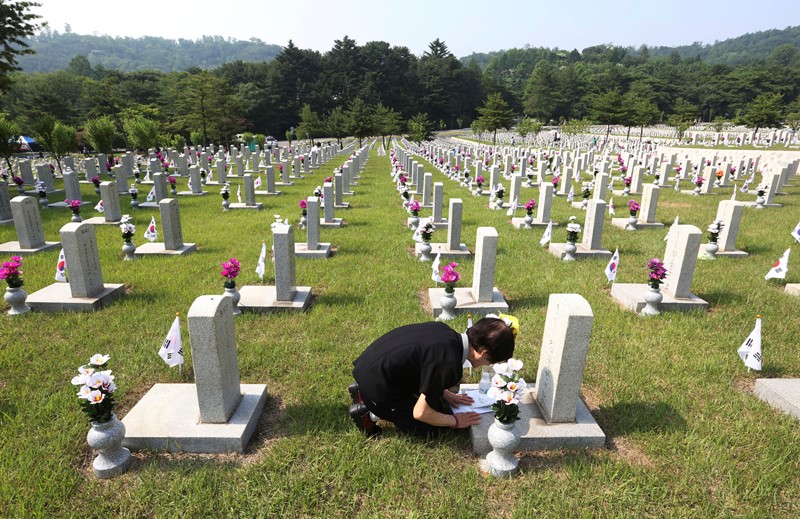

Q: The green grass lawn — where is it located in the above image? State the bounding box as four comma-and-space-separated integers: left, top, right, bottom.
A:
1, 144, 800, 517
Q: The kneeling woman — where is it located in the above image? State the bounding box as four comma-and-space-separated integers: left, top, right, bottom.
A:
349, 316, 516, 436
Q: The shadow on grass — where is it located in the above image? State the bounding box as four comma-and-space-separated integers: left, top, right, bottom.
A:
593, 401, 687, 436
698, 289, 747, 306
517, 448, 602, 473
506, 293, 551, 310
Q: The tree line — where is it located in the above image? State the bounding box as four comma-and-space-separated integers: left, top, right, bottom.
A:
1, 2, 799, 157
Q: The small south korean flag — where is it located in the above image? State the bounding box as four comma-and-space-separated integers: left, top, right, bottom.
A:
54, 249, 67, 282
539, 220, 553, 247
144, 216, 158, 242
604, 248, 619, 283
94, 200, 104, 213
146, 186, 156, 202
764, 248, 790, 280
737, 315, 762, 371
158, 315, 184, 368
792, 221, 800, 245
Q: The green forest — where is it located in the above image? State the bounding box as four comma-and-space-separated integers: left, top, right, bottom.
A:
3, 24, 800, 149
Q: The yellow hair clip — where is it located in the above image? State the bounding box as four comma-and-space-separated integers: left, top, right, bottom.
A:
498, 313, 519, 338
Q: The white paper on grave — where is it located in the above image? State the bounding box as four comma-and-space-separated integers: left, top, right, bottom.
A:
451, 390, 496, 414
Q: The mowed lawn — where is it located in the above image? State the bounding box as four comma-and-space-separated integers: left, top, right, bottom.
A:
1, 142, 800, 517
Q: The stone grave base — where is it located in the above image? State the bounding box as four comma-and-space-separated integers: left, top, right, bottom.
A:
319, 218, 344, 228
549, 243, 612, 260
570, 201, 590, 210
238, 285, 312, 313
511, 218, 557, 229
334, 202, 350, 209
428, 287, 508, 318
680, 190, 718, 196
754, 379, 800, 422
407, 218, 447, 231
254, 190, 281, 196
137, 202, 160, 209
228, 203, 264, 210
295, 242, 332, 258
134, 242, 197, 256
25, 189, 64, 196
275, 181, 295, 187
610, 283, 709, 313
611, 218, 665, 230
27, 282, 124, 312
48, 201, 92, 209
0, 217, 12, 225
423, 242, 471, 259
785, 284, 800, 296
0, 241, 61, 255
121, 383, 268, 454
611, 190, 642, 196
82, 217, 121, 225
743, 202, 782, 208
177, 191, 209, 196
461, 384, 605, 455
698, 245, 748, 259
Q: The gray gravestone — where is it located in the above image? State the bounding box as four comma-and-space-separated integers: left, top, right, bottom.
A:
161, 199, 186, 251
100, 181, 122, 222
190, 166, 203, 194
113, 166, 127, 194
187, 295, 242, 423
534, 293, 594, 423
715, 200, 746, 253
432, 182, 445, 225
62, 223, 105, 298
447, 198, 463, 251
639, 184, 660, 223
18, 160, 34, 184
663, 224, 702, 298
538, 182, 554, 222
274, 224, 297, 301
153, 172, 168, 203
216, 160, 227, 184
36, 164, 56, 191
0, 182, 12, 223
582, 199, 606, 250
472, 227, 498, 303
592, 174, 609, 201
306, 196, 320, 250
63, 170, 82, 202
11, 196, 48, 249
422, 172, 433, 207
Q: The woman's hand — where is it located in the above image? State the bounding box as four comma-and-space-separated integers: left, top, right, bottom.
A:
443, 390, 474, 407
451, 412, 482, 428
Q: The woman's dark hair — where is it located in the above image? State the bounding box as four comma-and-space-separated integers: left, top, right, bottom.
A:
467, 317, 515, 363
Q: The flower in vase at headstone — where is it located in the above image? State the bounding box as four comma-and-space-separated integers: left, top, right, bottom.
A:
71, 353, 132, 478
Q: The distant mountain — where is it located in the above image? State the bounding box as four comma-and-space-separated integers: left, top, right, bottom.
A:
18, 24, 800, 74
461, 25, 800, 67
18, 31, 283, 73
645, 25, 800, 64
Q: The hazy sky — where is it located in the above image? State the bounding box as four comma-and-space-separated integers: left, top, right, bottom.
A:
31, 0, 798, 57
